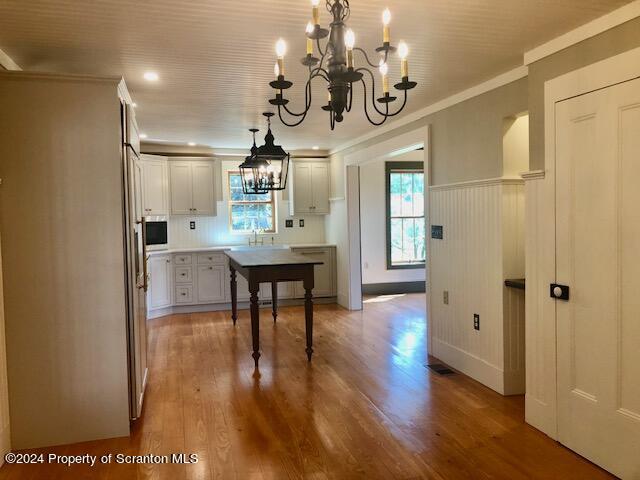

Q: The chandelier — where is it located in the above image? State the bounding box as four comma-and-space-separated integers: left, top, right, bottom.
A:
268, 0, 416, 130
239, 112, 290, 194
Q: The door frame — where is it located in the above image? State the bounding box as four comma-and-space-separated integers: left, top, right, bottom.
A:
534, 45, 640, 440
343, 126, 431, 342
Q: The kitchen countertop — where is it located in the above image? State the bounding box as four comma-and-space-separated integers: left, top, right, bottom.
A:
148, 244, 337, 256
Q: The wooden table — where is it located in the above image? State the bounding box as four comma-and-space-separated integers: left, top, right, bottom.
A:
225, 250, 323, 368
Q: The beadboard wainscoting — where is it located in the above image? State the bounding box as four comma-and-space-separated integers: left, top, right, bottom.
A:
429, 177, 525, 395
522, 170, 557, 438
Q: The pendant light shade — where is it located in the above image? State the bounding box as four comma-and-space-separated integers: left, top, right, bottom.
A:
239, 112, 290, 194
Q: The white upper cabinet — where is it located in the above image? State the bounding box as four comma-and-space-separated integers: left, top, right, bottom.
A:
169, 160, 216, 216
190, 162, 216, 215
289, 160, 330, 215
140, 155, 169, 216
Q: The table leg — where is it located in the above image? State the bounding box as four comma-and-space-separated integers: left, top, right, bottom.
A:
271, 281, 278, 323
249, 281, 261, 368
303, 280, 314, 362
230, 267, 238, 326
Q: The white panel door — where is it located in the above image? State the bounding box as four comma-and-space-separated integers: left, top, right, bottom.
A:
196, 265, 225, 303
170, 162, 193, 215
191, 162, 215, 216
555, 77, 640, 479
311, 163, 330, 214
142, 159, 168, 216
293, 163, 313, 214
148, 255, 172, 309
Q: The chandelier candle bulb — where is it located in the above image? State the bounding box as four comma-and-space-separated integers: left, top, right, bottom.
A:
276, 38, 287, 76
345, 29, 355, 68
382, 8, 391, 43
379, 61, 389, 93
312, 0, 320, 24
306, 22, 314, 55
398, 42, 409, 78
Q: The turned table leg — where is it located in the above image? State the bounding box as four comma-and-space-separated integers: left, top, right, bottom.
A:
303, 273, 314, 362
230, 267, 238, 326
271, 281, 278, 322
249, 281, 261, 368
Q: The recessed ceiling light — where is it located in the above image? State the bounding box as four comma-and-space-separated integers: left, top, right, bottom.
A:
312, 146, 319, 150
143, 72, 159, 82
188, 142, 196, 146
132, 102, 138, 108
139, 133, 148, 139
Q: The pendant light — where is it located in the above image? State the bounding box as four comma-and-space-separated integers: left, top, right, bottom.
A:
239, 112, 290, 194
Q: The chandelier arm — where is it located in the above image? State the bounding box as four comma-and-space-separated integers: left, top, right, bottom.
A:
346, 82, 353, 112
353, 47, 379, 69
329, 110, 335, 130
356, 67, 390, 116
387, 89, 408, 117
277, 103, 309, 127
359, 78, 389, 126
316, 37, 327, 59
281, 78, 313, 118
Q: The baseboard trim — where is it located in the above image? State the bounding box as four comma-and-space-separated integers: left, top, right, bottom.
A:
148, 297, 338, 319
432, 338, 504, 394
362, 281, 426, 295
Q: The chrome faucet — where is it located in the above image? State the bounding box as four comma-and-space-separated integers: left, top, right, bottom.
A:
248, 230, 264, 246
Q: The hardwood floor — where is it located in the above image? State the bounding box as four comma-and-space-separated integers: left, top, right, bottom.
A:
0, 294, 612, 479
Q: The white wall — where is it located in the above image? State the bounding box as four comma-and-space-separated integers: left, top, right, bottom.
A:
429, 180, 525, 395
168, 158, 326, 248
503, 114, 530, 177
359, 150, 426, 285
0, 234, 10, 463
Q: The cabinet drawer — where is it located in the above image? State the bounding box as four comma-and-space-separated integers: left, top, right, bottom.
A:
175, 266, 193, 283
197, 253, 226, 265
175, 285, 193, 304
174, 254, 192, 265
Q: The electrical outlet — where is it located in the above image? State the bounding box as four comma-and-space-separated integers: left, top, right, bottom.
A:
285, 219, 293, 228
443, 290, 449, 305
299, 219, 305, 227
189, 221, 196, 230
473, 314, 480, 331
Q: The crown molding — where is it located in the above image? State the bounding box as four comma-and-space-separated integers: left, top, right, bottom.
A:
329, 66, 528, 156
524, 0, 640, 65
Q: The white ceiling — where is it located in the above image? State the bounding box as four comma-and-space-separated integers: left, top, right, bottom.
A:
0, 0, 632, 150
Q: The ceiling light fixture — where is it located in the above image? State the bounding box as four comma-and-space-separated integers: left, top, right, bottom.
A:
139, 133, 148, 139
188, 142, 196, 146
239, 112, 290, 194
132, 102, 138, 108
143, 72, 159, 82
312, 146, 320, 150
268, 0, 416, 130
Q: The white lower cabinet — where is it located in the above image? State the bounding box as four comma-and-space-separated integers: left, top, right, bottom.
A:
147, 247, 336, 318
148, 254, 172, 309
197, 265, 226, 303
291, 247, 336, 298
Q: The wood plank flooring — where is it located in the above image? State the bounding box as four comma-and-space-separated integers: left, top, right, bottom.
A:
0, 294, 612, 479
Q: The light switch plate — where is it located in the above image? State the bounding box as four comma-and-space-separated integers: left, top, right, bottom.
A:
190, 221, 196, 230
443, 290, 449, 305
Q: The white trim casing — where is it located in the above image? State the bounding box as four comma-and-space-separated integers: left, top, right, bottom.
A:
524, 0, 640, 65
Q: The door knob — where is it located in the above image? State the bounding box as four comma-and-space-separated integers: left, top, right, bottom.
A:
550, 283, 570, 301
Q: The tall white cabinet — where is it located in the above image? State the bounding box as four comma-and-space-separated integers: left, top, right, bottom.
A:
289, 160, 330, 215
140, 155, 169, 216
169, 160, 216, 216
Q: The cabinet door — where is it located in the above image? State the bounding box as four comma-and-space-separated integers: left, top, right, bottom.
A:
170, 162, 193, 215
148, 255, 172, 309
311, 163, 330, 214
196, 265, 225, 303
142, 159, 168, 215
293, 163, 313, 214
293, 248, 334, 297
191, 162, 216, 216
